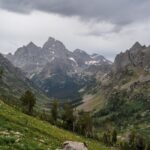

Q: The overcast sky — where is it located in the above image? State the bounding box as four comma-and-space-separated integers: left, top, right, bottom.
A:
0, 0, 150, 61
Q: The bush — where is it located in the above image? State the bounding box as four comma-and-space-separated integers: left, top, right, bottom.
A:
0, 136, 16, 145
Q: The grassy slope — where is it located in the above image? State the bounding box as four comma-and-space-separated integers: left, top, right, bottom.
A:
0, 100, 112, 150
76, 92, 106, 112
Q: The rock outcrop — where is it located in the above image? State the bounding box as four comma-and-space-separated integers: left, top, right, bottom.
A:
63, 141, 88, 150
112, 42, 150, 74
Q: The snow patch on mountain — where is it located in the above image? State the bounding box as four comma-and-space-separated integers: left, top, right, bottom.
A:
69, 57, 78, 66
85, 60, 100, 65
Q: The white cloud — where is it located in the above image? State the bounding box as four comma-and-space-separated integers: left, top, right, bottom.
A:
0, 9, 150, 61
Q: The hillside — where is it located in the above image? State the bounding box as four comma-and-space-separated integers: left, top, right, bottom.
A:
85, 42, 150, 140
0, 100, 112, 150
0, 53, 49, 109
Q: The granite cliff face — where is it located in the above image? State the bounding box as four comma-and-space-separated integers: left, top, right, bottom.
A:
112, 42, 150, 75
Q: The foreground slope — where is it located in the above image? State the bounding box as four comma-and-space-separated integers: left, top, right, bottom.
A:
0, 100, 111, 150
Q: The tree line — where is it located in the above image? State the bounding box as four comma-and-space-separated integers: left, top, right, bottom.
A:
19, 90, 150, 150
19, 91, 93, 138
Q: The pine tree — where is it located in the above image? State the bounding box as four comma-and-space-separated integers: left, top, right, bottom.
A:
0, 68, 4, 79
51, 100, 59, 124
112, 129, 117, 145
20, 90, 36, 115
77, 112, 93, 137
62, 102, 75, 131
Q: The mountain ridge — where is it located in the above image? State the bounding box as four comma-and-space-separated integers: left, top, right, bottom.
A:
0, 53, 49, 108
6, 37, 112, 100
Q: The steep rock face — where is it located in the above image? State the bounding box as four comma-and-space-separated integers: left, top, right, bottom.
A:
112, 42, 150, 74
42, 37, 70, 59
73, 49, 91, 67
8, 42, 44, 77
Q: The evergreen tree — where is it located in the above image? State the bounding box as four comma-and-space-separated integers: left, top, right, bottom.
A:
51, 100, 59, 124
103, 132, 108, 145
0, 68, 4, 79
62, 103, 75, 131
77, 112, 93, 137
135, 134, 145, 150
112, 129, 117, 145
62, 102, 75, 131
20, 90, 36, 115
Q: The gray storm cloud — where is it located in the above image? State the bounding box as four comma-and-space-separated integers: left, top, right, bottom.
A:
0, 0, 150, 26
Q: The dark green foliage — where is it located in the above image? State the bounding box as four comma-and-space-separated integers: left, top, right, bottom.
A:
76, 112, 93, 137
102, 129, 117, 146
0, 136, 16, 145
103, 133, 108, 145
102, 131, 111, 146
20, 90, 36, 115
0, 67, 4, 79
135, 134, 145, 150
107, 90, 127, 111
32, 72, 97, 102
62, 102, 75, 131
51, 100, 59, 124
128, 131, 136, 150
119, 131, 147, 150
145, 143, 150, 150
93, 89, 150, 128
112, 129, 117, 145
34, 73, 82, 101
120, 141, 130, 150
125, 67, 134, 76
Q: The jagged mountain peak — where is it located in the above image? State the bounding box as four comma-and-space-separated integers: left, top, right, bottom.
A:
73, 49, 88, 55
112, 41, 150, 74
130, 41, 143, 51
43, 37, 66, 50
27, 41, 37, 48
14, 42, 41, 57
91, 53, 105, 59
48, 36, 56, 42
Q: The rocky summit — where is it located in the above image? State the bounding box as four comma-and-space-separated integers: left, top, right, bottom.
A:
112, 42, 150, 75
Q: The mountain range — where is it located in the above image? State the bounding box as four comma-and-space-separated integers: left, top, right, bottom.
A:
6, 37, 111, 100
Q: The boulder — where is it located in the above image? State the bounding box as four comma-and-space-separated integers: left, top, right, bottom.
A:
63, 141, 88, 150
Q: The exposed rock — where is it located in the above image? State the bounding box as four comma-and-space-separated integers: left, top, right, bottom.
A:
112, 42, 150, 74
5, 37, 111, 100
73, 49, 91, 67
6, 37, 111, 77
63, 141, 88, 150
